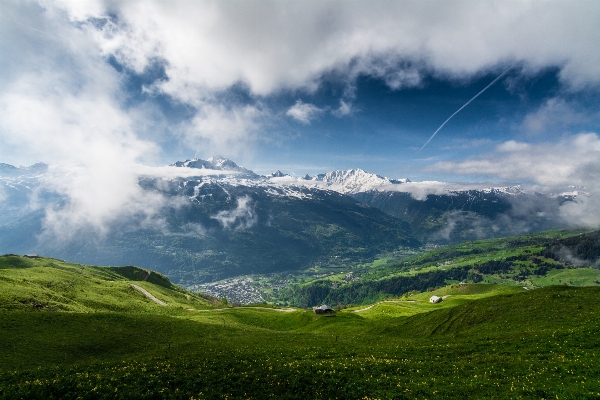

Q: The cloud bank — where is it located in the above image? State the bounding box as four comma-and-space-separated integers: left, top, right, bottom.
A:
425, 133, 600, 227
211, 196, 258, 230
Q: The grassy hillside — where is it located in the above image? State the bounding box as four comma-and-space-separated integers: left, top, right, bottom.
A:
274, 229, 600, 306
0, 255, 213, 313
1, 255, 599, 398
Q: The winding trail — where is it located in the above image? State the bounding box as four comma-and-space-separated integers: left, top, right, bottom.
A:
130, 284, 168, 306
353, 304, 376, 313
353, 299, 417, 313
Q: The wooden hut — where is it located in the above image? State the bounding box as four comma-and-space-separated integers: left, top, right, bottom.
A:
313, 304, 334, 314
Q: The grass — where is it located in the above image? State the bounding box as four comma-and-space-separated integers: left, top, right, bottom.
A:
1, 255, 600, 398
348, 284, 524, 319
0, 255, 212, 314
531, 267, 600, 286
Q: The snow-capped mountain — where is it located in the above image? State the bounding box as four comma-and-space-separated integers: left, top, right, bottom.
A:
167, 158, 575, 245
269, 170, 288, 178
171, 157, 411, 195
0, 156, 580, 285
0, 162, 48, 177
302, 169, 410, 194
171, 156, 259, 179
0, 163, 50, 226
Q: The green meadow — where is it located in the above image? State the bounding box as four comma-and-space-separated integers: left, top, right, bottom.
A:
1, 255, 600, 398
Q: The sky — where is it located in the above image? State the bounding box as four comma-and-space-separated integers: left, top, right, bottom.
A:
1, 0, 600, 233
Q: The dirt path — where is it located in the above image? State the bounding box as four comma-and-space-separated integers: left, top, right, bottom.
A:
353, 299, 417, 313
353, 304, 376, 313
244, 306, 296, 312
130, 284, 168, 306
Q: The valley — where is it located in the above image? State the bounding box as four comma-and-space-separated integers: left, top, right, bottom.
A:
0, 157, 578, 287
193, 228, 600, 307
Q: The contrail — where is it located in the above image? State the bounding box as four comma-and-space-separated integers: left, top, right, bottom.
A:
419, 63, 516, 151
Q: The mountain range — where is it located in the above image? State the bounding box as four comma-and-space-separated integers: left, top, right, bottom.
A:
0, 156, 578, 284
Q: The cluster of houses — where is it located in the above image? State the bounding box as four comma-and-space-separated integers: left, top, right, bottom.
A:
192, 277, 264, 304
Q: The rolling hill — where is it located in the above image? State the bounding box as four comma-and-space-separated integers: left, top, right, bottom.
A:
0, 255, 214, 313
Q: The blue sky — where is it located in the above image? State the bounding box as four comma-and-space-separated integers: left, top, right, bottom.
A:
1, 0, 600, 232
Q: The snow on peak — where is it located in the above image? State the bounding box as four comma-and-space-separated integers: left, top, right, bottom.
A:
171, 157, 258, 178
306, 168, 408, 194
0, 162, 48, 177
170, 158, 411, 194
479, 186, 524, 195
206, 155, 238, 170
270, 170, 288, 178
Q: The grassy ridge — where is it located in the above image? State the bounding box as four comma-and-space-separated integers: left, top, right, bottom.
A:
0, 255, 212, 313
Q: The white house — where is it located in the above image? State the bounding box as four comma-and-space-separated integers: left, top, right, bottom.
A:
429, 295, 442, 304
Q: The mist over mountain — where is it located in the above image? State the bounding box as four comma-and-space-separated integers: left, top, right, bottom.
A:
0, 157, 581, 284
352, 188, 575, 244
0, 158, 417, 283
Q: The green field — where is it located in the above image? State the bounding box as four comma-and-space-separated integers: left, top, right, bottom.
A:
1, 254, 600, 398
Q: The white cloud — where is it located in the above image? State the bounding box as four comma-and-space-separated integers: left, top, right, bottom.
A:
425, 133, 600, 227
332, 100, 353, 118
522, 98, 589, 135
441, 138, 495, 150
426, 134, 600, 186
37, 0, 600, 164
0, 1, 168, 238
39, 165, 167, 240
377, 181, 516, 200
51, 0, 600, 97
496, 140, 531, 153
136, 165, 239, 178
211, 195, 257, 230
182, 103, 267, 159
2, 0, 600, 238
286, 100, 324, 124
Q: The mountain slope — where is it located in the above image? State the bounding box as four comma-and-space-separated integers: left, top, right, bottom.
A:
0, 157, 579, 284
0, 179, 418, 283
273, 229, 600, 306
1, 272, 598, 399
0, 254, 214, 312
352, 188, 572, 243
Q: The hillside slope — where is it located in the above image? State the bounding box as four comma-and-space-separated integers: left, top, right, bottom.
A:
352, 189, 571, 243
0, 255, 213, 313
274, 229, 600, 306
